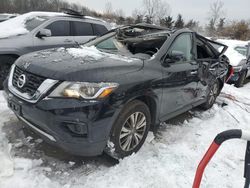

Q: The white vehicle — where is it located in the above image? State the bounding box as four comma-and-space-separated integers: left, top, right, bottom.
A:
216, 39, 250, 87
0, 14, 17, 22
0, 10, 111, 89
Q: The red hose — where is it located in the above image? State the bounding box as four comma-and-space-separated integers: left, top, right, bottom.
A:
193, 142, 220, 188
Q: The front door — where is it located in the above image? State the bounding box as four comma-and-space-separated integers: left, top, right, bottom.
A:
160, 33, 199, 119
33, 20, 75, 51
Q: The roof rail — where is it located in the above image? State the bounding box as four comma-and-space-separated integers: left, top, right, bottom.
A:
61, 8, 85, 17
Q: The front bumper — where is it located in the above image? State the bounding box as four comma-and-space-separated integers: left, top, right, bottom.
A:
4, 85, 121, 156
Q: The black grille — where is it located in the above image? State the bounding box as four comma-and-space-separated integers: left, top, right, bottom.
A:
12, 66, 46, 96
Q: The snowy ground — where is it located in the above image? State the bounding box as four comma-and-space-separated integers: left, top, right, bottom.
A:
1, 83, 250, 188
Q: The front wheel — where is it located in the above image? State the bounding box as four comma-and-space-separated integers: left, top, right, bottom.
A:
201, 80, 220, 110
105, 100, 151, 159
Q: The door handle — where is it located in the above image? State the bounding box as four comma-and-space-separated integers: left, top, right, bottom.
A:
64, 39, 72, 43
190, 70, 198, 75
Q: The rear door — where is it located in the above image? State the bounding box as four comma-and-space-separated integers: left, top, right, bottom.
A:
92, 24, 109, 36
160, 33, 199, 119
72, 21, 96, 44
33, 20, 75, 50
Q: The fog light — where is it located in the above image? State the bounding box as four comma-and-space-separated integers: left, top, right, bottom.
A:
64, 122, 87, 137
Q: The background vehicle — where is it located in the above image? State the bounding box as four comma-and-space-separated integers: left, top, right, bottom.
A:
4, 25, 229, 159
216, 39, 249, 87
0, 10, 111, 89
0, 13, 17, 22
247, 43, 250, 65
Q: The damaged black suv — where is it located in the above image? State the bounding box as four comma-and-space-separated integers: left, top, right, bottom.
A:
4, 24, 229, 158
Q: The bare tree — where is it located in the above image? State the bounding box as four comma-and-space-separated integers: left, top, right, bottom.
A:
154, 0, 171, 22
115, 9, 125, 18
132, 9, 140, 18
51, 0, 61, 11
208, 0, 225, 32
105, 1, 113, 15
142, 0, 171, 24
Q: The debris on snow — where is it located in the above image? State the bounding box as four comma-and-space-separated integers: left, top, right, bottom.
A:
68, 161, 75, 167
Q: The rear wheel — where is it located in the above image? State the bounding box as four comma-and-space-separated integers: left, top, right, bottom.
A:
235, 70, 247, 88
201, 80, 220, 110
105, 100, 151, 159
0, 55, 17, 90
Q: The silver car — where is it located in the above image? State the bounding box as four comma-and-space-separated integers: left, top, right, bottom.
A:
0, 11, 111, 89
0, 14, 17, 22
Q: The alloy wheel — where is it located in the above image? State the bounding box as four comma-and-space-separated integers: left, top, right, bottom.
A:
119, 112, 147, 152
208, 83, 219, 105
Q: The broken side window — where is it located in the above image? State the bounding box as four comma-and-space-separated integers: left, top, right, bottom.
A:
95, 31, 168, 57
196, 38, 215, 59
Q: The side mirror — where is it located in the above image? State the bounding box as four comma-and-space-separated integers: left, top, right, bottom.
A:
163, 50, 185, 66
36, 29, 52, 38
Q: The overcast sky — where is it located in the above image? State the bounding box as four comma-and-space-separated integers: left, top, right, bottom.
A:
68, 0, 250, 25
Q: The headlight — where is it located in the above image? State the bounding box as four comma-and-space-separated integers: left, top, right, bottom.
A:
49, 82, 119, 99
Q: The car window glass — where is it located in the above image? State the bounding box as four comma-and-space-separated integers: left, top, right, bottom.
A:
46, 21, 70, 36
96, 36, 118, 51
73, 21, 93, 36
197, 38, 214, 59
235, 46, 247, 56
25, 16, 49, 31
0, 15, 8, 19
93, 24, 108, 36
168, 33, 193, 63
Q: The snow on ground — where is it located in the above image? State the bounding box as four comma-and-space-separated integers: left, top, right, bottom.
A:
0, 12, 65, 39
1, 83, 250, 187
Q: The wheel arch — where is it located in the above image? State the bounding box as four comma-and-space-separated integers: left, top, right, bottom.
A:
122, 93, 159, 132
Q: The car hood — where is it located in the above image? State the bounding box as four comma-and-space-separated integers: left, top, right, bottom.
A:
15, 47, 144, 82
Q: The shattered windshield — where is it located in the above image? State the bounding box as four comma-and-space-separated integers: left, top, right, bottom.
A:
96, 36, 121, 51
88, 26, 169, 57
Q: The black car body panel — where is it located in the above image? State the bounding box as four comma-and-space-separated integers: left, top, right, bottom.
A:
16, 49, 144, 82
4, 25, 229, 156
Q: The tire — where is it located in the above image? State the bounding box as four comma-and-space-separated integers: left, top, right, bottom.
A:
201, 80, 220, 110
0, 55, 17, 90
105, 100, 151, 159
235, 70, 247, 88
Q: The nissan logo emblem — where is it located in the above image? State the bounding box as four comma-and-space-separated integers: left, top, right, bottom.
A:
17, 74, 26, 88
